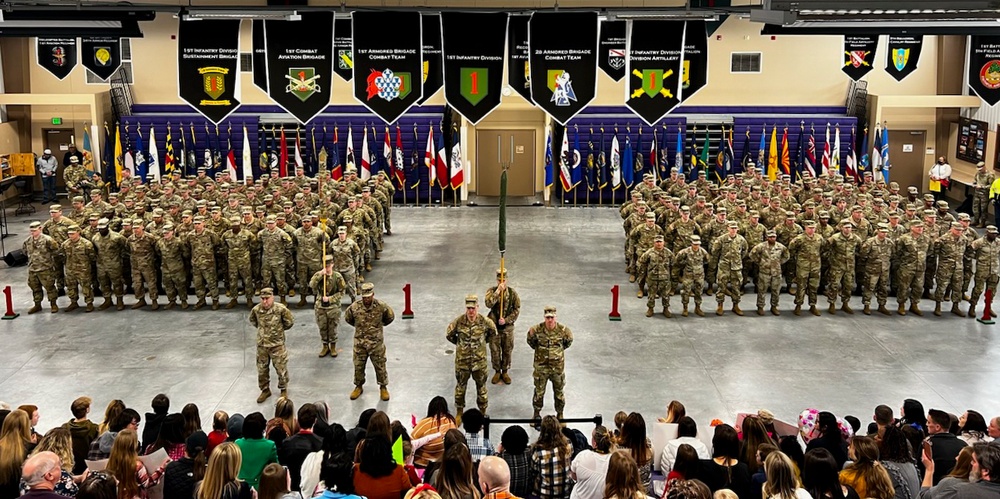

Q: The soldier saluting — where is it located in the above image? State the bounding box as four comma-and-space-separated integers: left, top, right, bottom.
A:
527, 306, 573, 422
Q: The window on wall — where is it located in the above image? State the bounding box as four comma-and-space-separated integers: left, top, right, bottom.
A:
730, 52, 761, 73
240, 53, 253, 73
86, 38, 133, 84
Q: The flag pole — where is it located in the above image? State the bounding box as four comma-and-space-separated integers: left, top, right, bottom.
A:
498, 163, 508, 315
599, 126, 604, 207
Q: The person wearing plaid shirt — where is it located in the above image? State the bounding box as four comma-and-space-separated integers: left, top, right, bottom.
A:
498, 426, 532, 498
461, 409, 494, 463
530, 416, 574, 499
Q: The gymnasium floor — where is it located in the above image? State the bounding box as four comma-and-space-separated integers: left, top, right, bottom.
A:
0, 206, 997, 437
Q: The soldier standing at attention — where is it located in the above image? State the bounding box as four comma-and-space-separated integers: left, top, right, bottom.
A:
329, 225, 361, 302
447, 295, 497, 422
968, 225, 1000, 318
825, 220, 862, 315
934, 222, 971, 317
638, 235, 673, 318
223, 217, 256, 309
294, 217, 328, 308
188, 216, 222, 310
24, 221, 60, 314
92, 218, 127, 310
674, 235, 709, 317
713, 221, 749, 316
128, 222, 159, 310
250, 287, 294, 403
258, 215, 293, 305
527, 306, 573, 421
344, 283, 395, 401
61, 225, 96, 313
310, 255, 346, 358
895, 221, 931, 316
749, 230, 789, 316
485, 268, 520, 385
860, 224, 894, 316
156, 225, 189, 310
973, 161, 995, 228
788, 221, 824, 316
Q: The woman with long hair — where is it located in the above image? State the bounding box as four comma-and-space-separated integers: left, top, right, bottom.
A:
839, 436, 895, 499
145, 413, 187, 459
98, 400, 126, 435
197, 442, 253, 499
604, 450, 646, 499
182, 404, 203, 439
569, 425, 614, 499
530, 415, 573, 499
762, 452, 810, 499
801, 448, 859, 499
267, 397, 297, 447
918, 445, 973, 497
353, 436, 413, 499
957, 410, 990, 445
318, 454, 362, 499
805, 412, 849, 469
434, 444, 480, 499
258, 463, 303, 499
24, 427, 86, 497
692, 424, 751, 498
412, 397, 458, 468
0, 409, 35, 498
666, 444, 700, 485
877, 426, 919, 499
366, 412, 392, 444
897, 400, 927, 434
106, 429, 169, 499
740, 416, 777, 470
164, 430, 209, 499
17, 404, 41, 442
659, 401, 687, 424
77, 472, 120, 499
618, 412, 653, 494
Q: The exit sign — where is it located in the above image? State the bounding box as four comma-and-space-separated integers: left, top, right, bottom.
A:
51, 117, 62, 125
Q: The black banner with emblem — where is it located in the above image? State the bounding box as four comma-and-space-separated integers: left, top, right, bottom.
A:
36, 37, 77, 80
529, 12, 599, 126
842, 35, 878, 81
969, 36, 1000, 106
352, 11, 422, 124
419, 14, 443, 104
598, 20, 626, 82
507, 15, 531, 102
80, 36, 121, 81
177, 20, 242, 124
265, 12, 334, 124
252, 20, 268, 92
885, 36, 923, 82
625, 20, 684, 126
681, 21, 708, 102
441, 12, 508, 125
334, 17, 353, 81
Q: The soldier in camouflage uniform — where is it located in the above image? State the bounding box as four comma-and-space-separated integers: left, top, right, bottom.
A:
666, 206, 699, 293
700, 207, 729, 294
674, 235, 709, 317
23, 221, 60, 314
310, 255, 346, 358
527, 306, 573, 420
223, 217, 256, 309
968, 225, 1000, 318
156, 225, 189, 310
629, 212, 664, 297
42, 205, 74, 294
860, 224, 894, 315
61, 225, 96, 312
258, 215, 293, 304
934, 222, 970, 317
294, 217, 328, 307
345, 283, 395, 401
973, 161, 995, 227
638, 235, 673, 318
775, 212, 803, 294
91, 218, 127, 310
330, 226, 361, 302
789, 221, 824, 316
447, 295, 498, 418
128, 223, 159, 310
485, 268, 520, 385
750, 230, 789, 315
250, 287, 294, 403
189, 216, 222, 310
895, 221, 931, 315
713, 221, 749, 316
958, 213, 979, 300
825, 220, 862, 314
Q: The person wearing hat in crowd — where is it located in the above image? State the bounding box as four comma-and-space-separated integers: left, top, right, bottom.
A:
972, 162, 996, 228
23, 221, 61, 314
329, 225, 361, 302
293, 217, 329, 307
447, 294, 498, 423
825, 220, 863, 315
62, 153, 90, 198
258, 215, 294, 305
310, 255, 346, 358
860, 223, 894, 315
344, 282, 395, 401
789, 221, 824, 316
638, 234, 674, 318
85, 189, 111, 220
188, 215, 222, 310
37, 148, 59, 203
61, 224, 96, 312
67, 196, 87, 226
42, 205, 73, 295
674, 235, 710, 317
485, 267, 520, 385
250, 288, 295, 403
629, 211, 665, 296
128, 220, 160, 310
934, 222, 971, 317
156, 224, 190, 310
91, 218, 128, 310
959, 213, 980, 300
713, 220, 749, 316
222, 216, 257, 309
527, 306, 573, 421
750, 229, 790, 315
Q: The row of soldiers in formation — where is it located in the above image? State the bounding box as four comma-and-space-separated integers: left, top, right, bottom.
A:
20, 165, 394, 314
619, 165, 1000, 319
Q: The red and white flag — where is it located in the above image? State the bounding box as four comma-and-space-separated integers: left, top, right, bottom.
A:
360, 127, 371, 180
424, 125, 436, 184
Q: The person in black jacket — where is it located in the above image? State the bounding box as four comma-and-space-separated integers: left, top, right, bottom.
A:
142, 394, 170, 451
163, 431, 208, 499
805, 411, 850, 469
926, 408, 968, 484
279, 403, 324, 492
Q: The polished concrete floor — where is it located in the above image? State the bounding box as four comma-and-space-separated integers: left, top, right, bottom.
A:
1, 204, 997, 440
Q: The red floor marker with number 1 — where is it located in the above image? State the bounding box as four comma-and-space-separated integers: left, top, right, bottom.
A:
3, 286, 18, 320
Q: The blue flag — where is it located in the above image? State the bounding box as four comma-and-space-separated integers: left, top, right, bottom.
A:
571, 128, 583, 188
757, 127, 766, 167
880, 124, 890, 183
544, 129, 553, 187
795, 125, 805, 182
675, 127, 684, 176
134, 129, 148, 182
740, 128, 752, 171
622, 133, 634, 187
859, 127, 870, 177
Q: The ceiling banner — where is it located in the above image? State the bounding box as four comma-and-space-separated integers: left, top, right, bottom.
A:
419, 14, 443, 104
842, 35, 878, 81
177, 19, 242, 124
334, 17, 353, 81
80, 36, 122, 81
885, 36, 923, 82
441, 12, 508, 125
36, 37, 78, 80
507, 15, 531, 102
970, 36, 1000, 106
598, 20, 626, 82
528, 12, 599, 126
265, 12, 334, 124
352, 11, 423, 124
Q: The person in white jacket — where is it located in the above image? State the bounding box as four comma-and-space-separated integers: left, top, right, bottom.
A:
659, 416, 711, 472
929, 157, 952, 203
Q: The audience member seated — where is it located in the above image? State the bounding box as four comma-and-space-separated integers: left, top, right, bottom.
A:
106, 428, 168, 499
530, 416, 573, 499
478, 456, 514, 499
306, 422, 348, 498
96, 400, 125, 436
838, 436, 895, 499
877, 425, 919, 499
989, 417, 1000, 441
317, 452, 361, 499
919, 445, 973, 498
618, 412, 653, 494
18, 405, 42, 442
183, 403, 204, 439
163, 430, 208, 499
234, 412, 278, 489
874, 405, 896, 442
661, 416, 712, 473
942, 443, 1000, 498
354, 436, 414, 499
196, 441, 254, 499
267, 397, 298, 448
740, 416, 778, 469
20, 452, 68, 499
22, 428, 85, 497
62, 397, 99, 475
805, 412, 850, 469
959, 411, 991, 445
144, 412, 187, 459
142, 394, 170, 451
433, 443, 480, 499
801, 448, 860, 499
693, 424, 751, 498
280, 403, 324, 492
346, 409, 376, 458
76, 471, 119, 499
925, 409, 968, 484
208, 411, 230, 456
667, 444, 701, 485
2, 409, 39, 498
762, 452, 811, 499
88, 409, 140, 461
258, 463, 303, 499
413, 398, 458, 469
658, 401, 687, 424
749, 443, 780, 499
569, 425, 613, 499
496, 426, 531, 498
603, 450, 645, 499
663, 479, 712, 499
897, 400, 928, 435
462, 410, 493, 463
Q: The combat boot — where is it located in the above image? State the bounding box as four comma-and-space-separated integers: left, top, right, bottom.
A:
318, 344, 330, 357
280, 297, 287, 306
150, 300, 159, 311
810, 305, 821, 316
828, 302, 836, 314
628, 275, 636, 283
379, 386, 390, 401
794, 304, 802, 316
365, 263, 373, 272
226, 299, 237, 309
28, 302, 42, 314
99, 298, 112, 310
349, 386, 363, 400
878, 305, 891, 316
131, 297, 146, 309
898, 303, 906, 315
194, 298, 206, 310
280, 389, 288, 399
491, 372, 502, 384
50, 303, 59, 313
502, 371, 511, 384
297, 296, 307, 308
863, 304, 871, 315
330, 343, 338, 357
212, 299, 220, 310
662, 307, 672, 318
716, 303, 724, 316
841, 302, 854, 314
257, 389, 271, 403
934, 301, 942, 316
181, 300, 189, 310
66, 301, 79, 312
694, 304, 705, 317
116, 297, 124, 310
757, 307, 765, 316
968, 304, 977, 318
681, 304, 689, 317
165, 300, 175, 310
732, 304, 743, 316
455, 409, 463, 427
246, 300, 254, 310
951, 304, 966, 317
645, 307, 654, 317
771, 307, 780, 316
85, 303, 94, 312
910, 302, 924, 316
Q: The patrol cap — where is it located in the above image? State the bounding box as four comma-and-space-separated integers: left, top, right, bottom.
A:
43, 148, 52, 155
690, 235, 701, 244
97, 218, 110, 228
923, 209, 936, 217
908, 186, 919, 194
69, 156, 79, 163
645, 212, 656, 220
653, 235, 665, 242
49, 204, 62, 213
361, 186, 371, 193
877, 223, 889, 232
851, 206, 863, 212
276, 214, 286, 220
162, 224, 174, 233
749, 210, 760, 218
671, 197, 681, 204
260, 287, 274, 298
543, 306, 557, 317
804, 220, 817, 228
88, 214, 99, 221
343, 215, 353, 223
766, 230, 777, 237
361, 282, 375, 297
282, 201, 294, 208
496, 267, 507, 277
72, 196, 84, 203
229, 217, 241, 226
818, 210, 830, 219
951, 222, 963, 229
193, 215, 205, 223
936, 200, 949, 208
122, 219, 133, 226
465, 294, 478, 306
785, 211, 796, 219
978, 161, 987, 167
323, 254, 334, 263
840, 220, 854, 227
905, 203, 916, 210
152, 208, 165, 216
680, 205, 690, 212
642, 173, 653, 180
923, 194, 935, 201
959, 213, 971, 221
337, 225, 347, 234
29, 221, 43, 229
988, 225, 998, 234
109, 192, 119, 199
889, 212, 900, 218
727, 221, 739, 229
717, 207, 728, 213
636, 200, 647, 206
67, 225, 79, 233
240, 206, 252, 214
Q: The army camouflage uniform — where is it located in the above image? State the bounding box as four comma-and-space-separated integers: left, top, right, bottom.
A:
969, 230, 1000, 316
527, 311, 573, 417
638, 244, 673, 316
259, 226, 294, 298
222, 223, 257, 306
188, 227, 221, 307
61, 232, 96, 311
674, 242, 710, 314
344, 290, 395, 392
825, 227, 862, 310
156, 232, 189, 308
485, 279, 520, 380
447, 304, 497, 414
294, 225, 328, 302
628, 217, 664, 293
42, 214, 74, 292
860, 230, 894, 313
91, 227, 127, 309
934, 229, 970, 315
788, 229, 824, 314
127, 231, 159, 306
974, 167, 995, 227
750, 237, 789, 313
895, 228, 932, 313
330, 235, 361, 301
309, 266, 346, 354
249, 291, 295, 398
712, 229, 748, 313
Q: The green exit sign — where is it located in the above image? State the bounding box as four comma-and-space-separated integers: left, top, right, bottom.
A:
51, 117, 63, 125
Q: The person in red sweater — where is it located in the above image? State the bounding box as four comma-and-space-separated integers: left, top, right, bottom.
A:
207, 411, 229, 456
354, 437, 414, 499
